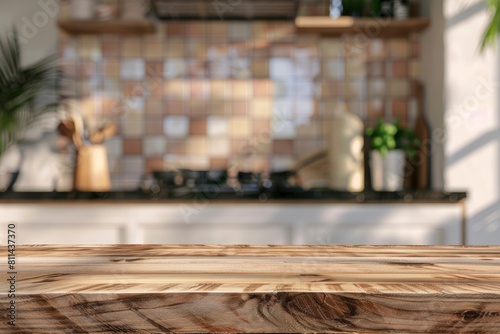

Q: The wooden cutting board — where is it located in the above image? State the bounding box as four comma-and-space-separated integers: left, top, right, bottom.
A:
1, 245, 500, 333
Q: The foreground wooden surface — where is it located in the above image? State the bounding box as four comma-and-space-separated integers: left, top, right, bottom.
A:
1, 245, 500, 333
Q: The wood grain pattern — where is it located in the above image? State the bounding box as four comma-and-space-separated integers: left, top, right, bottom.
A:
57, 20, 155, 35
295, 17, 430, 37
1, 245, 500, 333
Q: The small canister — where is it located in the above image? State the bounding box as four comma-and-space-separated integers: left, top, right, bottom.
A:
393, 0, 410, 19
69, 0, 95, 20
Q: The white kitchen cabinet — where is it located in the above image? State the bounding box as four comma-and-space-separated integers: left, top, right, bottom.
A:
0, 201, 465, 245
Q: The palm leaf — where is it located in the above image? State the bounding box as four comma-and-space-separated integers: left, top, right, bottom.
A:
0, 30, 59, 156
480, 0, 500, 53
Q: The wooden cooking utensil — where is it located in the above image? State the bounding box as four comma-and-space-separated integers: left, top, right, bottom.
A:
91, 123, 117, 144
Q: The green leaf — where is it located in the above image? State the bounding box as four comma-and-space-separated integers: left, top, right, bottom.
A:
480, 0, 500, 53
0, 29, 60, 156
383, 124, 397, 135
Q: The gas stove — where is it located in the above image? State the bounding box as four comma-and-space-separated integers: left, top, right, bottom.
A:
150, 169, 304, 200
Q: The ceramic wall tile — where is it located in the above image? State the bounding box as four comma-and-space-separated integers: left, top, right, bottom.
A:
252, 22, 270, 42
251, 59, 269, 78
164, 101, 186, 115
164, 38, 185, 58
123, 139, 142, 155
251, 99, 272, 118
232, 80, 252, 99
186, 39, 207, 59
392, 99, 408, 116
186, 60, 205, 78
389, 39, 410, 58
166, 23, 185, 37
146, 158, 165, 174
387, 80, 410, 97
207, 116, 228, 137
164, 80, 188, 100
102, 41, 120, 58
231, 139, 250, 155
295, 58, 320, 78
345, 61, 367, 79
231, 58, 252, 79
296, 122, 322, 138
367, 61, 385, 77
208, 61, 231, 78
186, 137, 208, 155
229, 117, 251, 138
368, 39, 387, 60
231, 100, 248, 115
208, 138, 230, 157
321, 80, 342, 98
143, 136, 166, 157
368, 79, 386, 97
271, 118, 296, 139
103, 60, 120, 78
210, 22, 228, 36
210, 158, 228, 169
164, 58, 187, 78
229, 22, 252, 41
62, 21, 419, 187
323, 60, 344, 80
186, 22, 207, 37
253, 80, 273, 97
122, 40, 142, 58
166, 140, 186, 154
120, 156, 145, 175
189, 117, 207, 136
367, 98, 385, 118
270, 156, 294, 171
248, 112, 269, 132
144, 43, 163, 59
190, 80, 211, 100
410, 60, 420, 78
320, 39, 341, 58
344, 80, 366, 98
120, 59, 145, 80
145, 61, 164, 79
391, 60, 409, 78
269, 58, 294, 79
164, 116, 189, 138
295, 139, 322, 155
273, 140, 294, 154
120, 112, 144, 138
145, 115, 164, 135
295, 99, 316, 119
271, 22, 296, 42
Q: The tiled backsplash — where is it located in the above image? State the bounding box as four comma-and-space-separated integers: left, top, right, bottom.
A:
59, 21, 419, 189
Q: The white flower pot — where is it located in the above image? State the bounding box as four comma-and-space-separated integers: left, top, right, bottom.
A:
370, 150, 406, 191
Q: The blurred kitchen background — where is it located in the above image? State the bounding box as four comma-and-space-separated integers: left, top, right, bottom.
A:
0, 0, 498, 246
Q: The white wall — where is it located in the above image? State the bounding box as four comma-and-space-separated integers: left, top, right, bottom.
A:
0, 0, 59, 66
419, 0, 445, 190
444, 0, 500, 244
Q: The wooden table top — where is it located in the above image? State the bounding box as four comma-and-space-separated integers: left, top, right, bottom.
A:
1, 245, 500, 333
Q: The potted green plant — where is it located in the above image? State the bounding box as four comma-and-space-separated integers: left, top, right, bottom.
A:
365, 118, 420, 191
0, 31, 59, 157
0, 30, 60, 190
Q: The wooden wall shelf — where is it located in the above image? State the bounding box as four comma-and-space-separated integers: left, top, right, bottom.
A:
295, 16, 430, 37
57, 19, 156, 35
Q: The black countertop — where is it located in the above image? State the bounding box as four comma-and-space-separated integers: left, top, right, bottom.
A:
0, 189, 467, 204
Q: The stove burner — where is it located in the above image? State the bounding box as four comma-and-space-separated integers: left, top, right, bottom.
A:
151, 169, 301, 199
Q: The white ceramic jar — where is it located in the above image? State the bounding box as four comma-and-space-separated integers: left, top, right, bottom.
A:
69, 0, 95, 20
